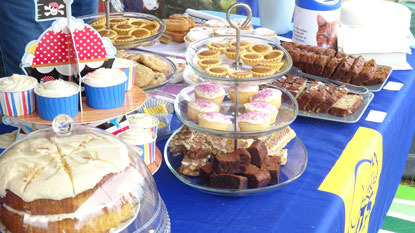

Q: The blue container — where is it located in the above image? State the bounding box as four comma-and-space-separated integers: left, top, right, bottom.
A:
36, 93, 79, 121
84, 81, 126, 109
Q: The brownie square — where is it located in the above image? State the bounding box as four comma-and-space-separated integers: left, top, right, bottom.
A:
213, 151, 249, 174
263, 156, 282, 185
199, 163, 213, 185
209, 174, 248, 189
247, 140, 268, 167
239, 164, 271, 188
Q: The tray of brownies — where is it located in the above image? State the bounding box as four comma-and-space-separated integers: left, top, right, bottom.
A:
281, 42, 392, 92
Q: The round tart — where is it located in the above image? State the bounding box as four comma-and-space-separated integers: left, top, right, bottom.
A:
90, 17, 106, 26
205, 66, 228, 77
113, 35, 136, 43
231, 18, 254, 30
109, 17, 129, 26
92, 24, 106, 31
241, 52, 264, 66
228, 70, 253, 79
130, 28, 151, 39
250, 44, 273, 54
130, 19, 148, 28
206, 42, 228, 53
190, 26, 214, 35
228, 40, 252, 50
141, 21, 160, 35
258, 61, 284, 72
113, 23, 135, 35
197, 49, 220, 59
98, 29, 117, 39
263, 50, 284, 63
224, 47, 244, 60
254, 27, 277, 38
204, 19, 229, 28
197, 58, 222, 70
251, 65, 275, 77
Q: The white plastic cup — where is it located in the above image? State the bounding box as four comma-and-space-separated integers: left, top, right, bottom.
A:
258, 0, 296, 35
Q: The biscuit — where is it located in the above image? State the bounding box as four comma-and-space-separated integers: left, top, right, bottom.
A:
126, 54, 142, 63
135, 64, 155, 87
140, 55, 169, 73
143, 72, 166, 88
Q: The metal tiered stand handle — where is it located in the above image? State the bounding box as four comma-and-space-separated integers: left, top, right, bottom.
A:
225, 3, 253, 150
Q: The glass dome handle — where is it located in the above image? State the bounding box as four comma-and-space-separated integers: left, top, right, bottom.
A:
226, 2, 252, 70
52, 114, 74, 136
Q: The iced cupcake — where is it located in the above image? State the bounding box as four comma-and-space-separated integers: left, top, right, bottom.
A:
228, 85, 259, 104
112, 58, 137, 91
83, 68, 127, 109
244, 102, 278, 124
118, 128, 156, 165
187, 99, 220, 122
0, 74, 37, 116
198, 112, 232, 131
238, 112, 271, 131
250, 88, 282, 108
35, 79, 79, 121
194, 83, 226, 106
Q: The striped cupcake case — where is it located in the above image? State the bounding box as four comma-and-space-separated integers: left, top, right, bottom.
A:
0, 89, 36, 116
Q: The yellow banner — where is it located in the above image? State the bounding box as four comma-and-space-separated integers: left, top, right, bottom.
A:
319, 127, 383, 233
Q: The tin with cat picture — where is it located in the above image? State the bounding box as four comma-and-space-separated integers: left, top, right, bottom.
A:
292, 0, 341, 50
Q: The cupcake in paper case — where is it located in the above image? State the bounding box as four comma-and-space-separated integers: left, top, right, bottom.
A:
83, 68, 127, 109
0, 74, 37, 116
127, 113, 159, 136
35, 79, 79, 121
112, 58, 137, 91
118, 128, 156, 165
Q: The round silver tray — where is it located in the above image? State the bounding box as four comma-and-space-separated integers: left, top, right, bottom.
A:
164, 126, 308, 196
174, 83, 298, 139
79, 12, 166, 50
185, 35, 292, 85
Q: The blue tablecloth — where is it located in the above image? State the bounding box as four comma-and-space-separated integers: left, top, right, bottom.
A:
152, 50, 415, 233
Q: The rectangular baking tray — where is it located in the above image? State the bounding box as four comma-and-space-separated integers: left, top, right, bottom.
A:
289, 65, 393, 93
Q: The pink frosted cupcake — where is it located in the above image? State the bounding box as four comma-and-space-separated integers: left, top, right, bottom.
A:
187, 99, 220, 122
229, 85, 259, 104
244, 102, 278, 124
198, 112, 232, 131
194, 83, 226, 106
238, 112, 271, 131
250, 88, 282, 108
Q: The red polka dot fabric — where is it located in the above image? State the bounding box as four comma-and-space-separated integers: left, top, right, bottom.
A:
32, 26, 107, 67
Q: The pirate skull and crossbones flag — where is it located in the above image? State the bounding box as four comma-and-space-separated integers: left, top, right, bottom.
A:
35, 0, 70, 21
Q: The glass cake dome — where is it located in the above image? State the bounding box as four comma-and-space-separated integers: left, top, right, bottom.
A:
0, 115, 170, 233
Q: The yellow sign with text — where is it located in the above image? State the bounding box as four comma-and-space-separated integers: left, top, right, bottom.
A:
319, 127, 383, 233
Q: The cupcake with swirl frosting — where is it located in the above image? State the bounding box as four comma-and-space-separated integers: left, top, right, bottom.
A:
83, 68, 127, 109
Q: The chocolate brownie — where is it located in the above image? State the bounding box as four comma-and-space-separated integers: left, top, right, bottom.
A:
263, 156, 282, 185
365, 66, 390, 85
247, 140, 268, 167
209, 174, 248, 189
213, 151, 250, 174
239, 165, 271, 188
236, 148, 251, 167
317, 85, 348, 114
344, 56, 365, 84
306, 82, 327, 112
352, 59, 376, 85
322, 57, 342, 78
331, 56, 355, 81
199, 163, 213, 185
312, 55, 332, 76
